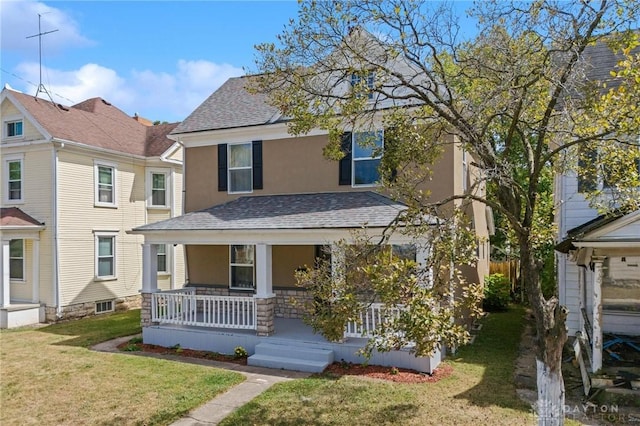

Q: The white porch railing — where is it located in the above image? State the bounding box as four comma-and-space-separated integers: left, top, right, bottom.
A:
344, 303, 404, 338
151, 289, 256, 330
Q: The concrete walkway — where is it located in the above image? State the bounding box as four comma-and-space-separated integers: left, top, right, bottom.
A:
92, 335, 311, 426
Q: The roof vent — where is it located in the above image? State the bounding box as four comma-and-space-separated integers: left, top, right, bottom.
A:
101, 99, 112, 106
57, 104, 69, 111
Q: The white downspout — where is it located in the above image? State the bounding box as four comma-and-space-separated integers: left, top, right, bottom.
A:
52, 143, 62, 318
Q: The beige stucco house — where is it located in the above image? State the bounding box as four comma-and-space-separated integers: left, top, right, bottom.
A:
0, 86, 184, 328
130, 74, 491, 373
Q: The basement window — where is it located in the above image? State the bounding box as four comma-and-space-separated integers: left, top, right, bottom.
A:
95, 300, 114, 314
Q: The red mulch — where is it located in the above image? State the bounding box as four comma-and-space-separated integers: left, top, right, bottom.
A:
117, 342, 248, 365
321, 361, 453, 383
117, 341, 453, 383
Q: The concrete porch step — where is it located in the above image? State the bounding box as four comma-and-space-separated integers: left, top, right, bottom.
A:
248, 342, 334, 373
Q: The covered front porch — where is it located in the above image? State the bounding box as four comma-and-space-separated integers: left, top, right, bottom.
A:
131, 192, 439, 372
0, 207, 46, 329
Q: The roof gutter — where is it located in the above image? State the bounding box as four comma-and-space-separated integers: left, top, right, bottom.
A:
51, 137, 148, 162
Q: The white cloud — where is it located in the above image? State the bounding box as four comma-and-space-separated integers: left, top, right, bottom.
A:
1, 0, 93, 52
12, 60, 244, 122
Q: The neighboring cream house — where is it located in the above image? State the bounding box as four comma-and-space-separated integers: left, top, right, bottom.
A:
0, 86, 184, 328
130, 73, 491, 373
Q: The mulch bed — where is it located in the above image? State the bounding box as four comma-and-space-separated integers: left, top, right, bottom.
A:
118, 340, 453, 383
117, 341, 248, 365
321, 361, 453, 383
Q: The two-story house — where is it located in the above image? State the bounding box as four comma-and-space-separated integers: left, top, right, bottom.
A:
130, 71, 491, 373
0, 86, 185, 328
555, 41, 640, 373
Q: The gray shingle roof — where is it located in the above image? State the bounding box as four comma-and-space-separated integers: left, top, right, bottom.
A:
133, 191, 408, 231
171, 76, 283, 134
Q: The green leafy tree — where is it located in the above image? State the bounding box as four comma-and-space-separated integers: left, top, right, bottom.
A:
254, 1, 640, 424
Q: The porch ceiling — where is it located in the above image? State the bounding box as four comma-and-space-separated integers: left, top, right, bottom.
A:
131, 192, 427, 244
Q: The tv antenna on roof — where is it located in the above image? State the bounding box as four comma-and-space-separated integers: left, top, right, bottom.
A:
26, 13, 58, 101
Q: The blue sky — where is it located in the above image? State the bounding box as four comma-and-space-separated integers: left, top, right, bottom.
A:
1, 1, 301, 122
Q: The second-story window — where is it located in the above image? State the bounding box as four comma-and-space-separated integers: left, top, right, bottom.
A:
352, 131, 383, 186
147, 169, 170, 208
218, 141, 263, 193
6, 157, 23, 202
94, 161, 117, 207
229, 143, 252, 193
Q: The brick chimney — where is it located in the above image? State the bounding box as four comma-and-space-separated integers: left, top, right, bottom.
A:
133, 113, 153, 126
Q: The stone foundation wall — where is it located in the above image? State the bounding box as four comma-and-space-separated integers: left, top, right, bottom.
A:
44, 294, 142, 323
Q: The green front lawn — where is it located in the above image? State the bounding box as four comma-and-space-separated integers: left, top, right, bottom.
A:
0, 310, 244, 425
221, 307, 535, 425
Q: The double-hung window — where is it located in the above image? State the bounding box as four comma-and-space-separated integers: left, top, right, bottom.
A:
94, 161, 117, 207
230, 245, 254, 289
352, 131, 383, 186
147, 169, 170, 208
218, 141, 263, 193
95, 233, 116, 279
5, 119, 23, 138
228, 143, 252, 193
155, 244, 168, 273
4, 155, 24, 203
9, 239, 24, 280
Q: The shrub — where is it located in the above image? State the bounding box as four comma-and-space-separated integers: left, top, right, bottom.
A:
234, 346, 248, 358
483, 273, 511, 311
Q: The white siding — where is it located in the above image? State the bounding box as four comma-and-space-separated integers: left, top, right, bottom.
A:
56, 150, 146, 306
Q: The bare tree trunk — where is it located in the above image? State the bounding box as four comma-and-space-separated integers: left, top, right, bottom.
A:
521, 244, 568, 426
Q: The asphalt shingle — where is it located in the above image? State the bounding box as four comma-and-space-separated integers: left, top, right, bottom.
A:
133, 191, 408, 231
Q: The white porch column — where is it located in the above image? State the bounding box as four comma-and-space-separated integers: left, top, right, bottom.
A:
141, 243, 158, 293
255, 244, 273, 298
416, 245, 433, 288
330, 243, 345, 281
591, 256, 605, 372
31, 239, 40, 303
0, 240, 10, 307
255, 244, 275, 336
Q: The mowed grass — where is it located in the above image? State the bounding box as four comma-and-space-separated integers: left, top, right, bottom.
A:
0, 310, 244, 426
221, 306, 535, 426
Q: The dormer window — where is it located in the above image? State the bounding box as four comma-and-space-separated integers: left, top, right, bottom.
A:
351, 71, 375, 100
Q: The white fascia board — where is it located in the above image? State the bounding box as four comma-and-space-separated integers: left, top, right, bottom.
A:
52, 138, 148, 163
159, 141, 183, 165
175, 123, 329, 148
585, 210, 640, 239
0, 226, 45, 240
129, 228, 415, 246
573, 240, 640, 249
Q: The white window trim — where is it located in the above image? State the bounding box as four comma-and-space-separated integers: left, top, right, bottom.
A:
462, 149, 468, 192
146, 167, 171, 209
154, 243, 171, 275
229, 245, 255, 290
9, 239, 25, 282
94, 160, 118, 208
3, 153, 24, 204
352, 130, 383, 188
3, 115, 25, 140
94, 231, 117, 280
227, 142, 253, 194
351, 71, 376, 101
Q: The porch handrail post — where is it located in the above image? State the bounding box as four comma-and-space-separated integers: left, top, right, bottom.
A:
591, 256, 605, 373
0, 240, 10, 307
